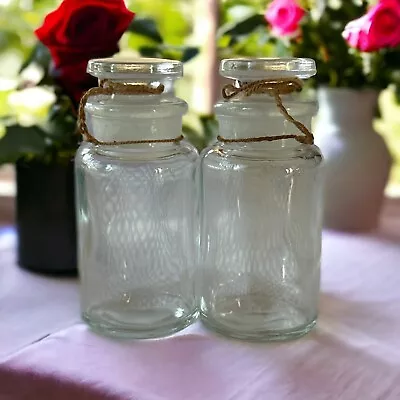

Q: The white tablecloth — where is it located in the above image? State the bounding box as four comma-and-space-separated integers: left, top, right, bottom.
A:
0, 200, 400, 399
0, 228, 79, 359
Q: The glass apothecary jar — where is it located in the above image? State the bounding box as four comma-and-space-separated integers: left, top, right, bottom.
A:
75, 58, 198, 338
199, 58, 323, 341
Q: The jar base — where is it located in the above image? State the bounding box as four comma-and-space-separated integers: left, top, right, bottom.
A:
82, 299, 199, 339
201, 312, 316, 342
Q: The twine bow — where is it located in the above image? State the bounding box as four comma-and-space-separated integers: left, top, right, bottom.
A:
218, 77, 314, 145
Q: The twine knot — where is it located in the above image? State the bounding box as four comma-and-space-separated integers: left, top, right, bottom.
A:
78, 80, 184, 146
219, 77, 314, 145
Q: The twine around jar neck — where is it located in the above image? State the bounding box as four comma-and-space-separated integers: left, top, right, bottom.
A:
218, 77, 314, 145
78, 79, 184, 146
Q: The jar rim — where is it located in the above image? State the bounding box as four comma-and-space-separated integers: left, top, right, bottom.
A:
220, 58, 316, 80
87, 57, 183, 79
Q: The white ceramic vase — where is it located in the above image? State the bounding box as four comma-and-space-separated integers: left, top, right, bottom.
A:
315, 87, 392, 231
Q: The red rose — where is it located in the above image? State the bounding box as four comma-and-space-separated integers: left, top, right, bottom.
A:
265, 0, 305, 38
35, 0, 134, 102
343, 0, 400, 52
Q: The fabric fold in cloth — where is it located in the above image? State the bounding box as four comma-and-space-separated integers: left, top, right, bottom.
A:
0, 229, 80, 359
1, 316, 400, 400
2, 206, 400, 399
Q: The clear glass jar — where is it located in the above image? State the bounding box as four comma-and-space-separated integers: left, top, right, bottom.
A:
75, 58, 198, 338
199, 58, 323, 341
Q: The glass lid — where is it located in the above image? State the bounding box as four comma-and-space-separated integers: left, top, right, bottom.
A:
87, 58, 183, 80
220, 58, 317, 80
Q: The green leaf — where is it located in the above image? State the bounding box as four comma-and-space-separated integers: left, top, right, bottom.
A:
42, 96, 79, 150
37, 74, 55, 86
199, 115, 218, 143
181, 47, 199, 63
125, 0, 190, 46
139, 45, 199, 63
0, 125, 46, 164
183, 115, 218, 151
385, 50, 400, 67
19, 42, 51, 73
128, 17, 163, 44
0, 31, 21, 52
182, 124, 205, 150
394, 84, 400, 104
217, 14, 266, 38
138, 46, 162, 58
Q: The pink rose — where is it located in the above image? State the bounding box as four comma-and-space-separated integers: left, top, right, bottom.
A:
265, 0, 305, 37
343, 0, 400, 52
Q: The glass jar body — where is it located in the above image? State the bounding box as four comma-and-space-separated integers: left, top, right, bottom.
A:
199, 98, 323, 341
75, 141, 198, 338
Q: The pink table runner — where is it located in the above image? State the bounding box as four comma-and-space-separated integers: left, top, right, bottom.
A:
1, 202, 400, 400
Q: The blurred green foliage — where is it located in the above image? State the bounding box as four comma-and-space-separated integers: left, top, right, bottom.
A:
0, 0, 210, 164
218, 0, 400, 194
218, 0, 274, 58
218, 0, 400, 90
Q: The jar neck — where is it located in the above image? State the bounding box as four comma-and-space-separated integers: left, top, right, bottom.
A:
215, 95, 316, 147
87, 114, 184, 143
85, 77, 187, 143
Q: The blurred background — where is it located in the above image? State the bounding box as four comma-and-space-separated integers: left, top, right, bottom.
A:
0, 0, 399, 224
0, 0, 214, 218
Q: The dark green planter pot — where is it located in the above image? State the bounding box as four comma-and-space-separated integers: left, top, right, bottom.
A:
16, 160, 77, 275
